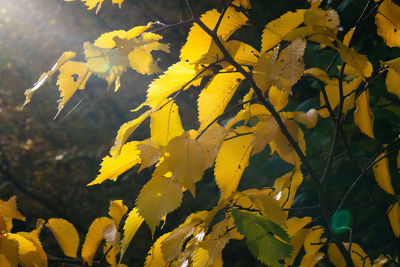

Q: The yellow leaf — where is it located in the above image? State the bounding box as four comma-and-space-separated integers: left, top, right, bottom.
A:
197, 123, 227, 170
253, 50, 273, 93
150, 100, 184, 147
373, 254, 389, 267
252, 117, 278, 155
81, 217, 114, 266
373, 152, 395, 195
46, 218, 79, 259
144, 233, 169, 267
55, 61, 91, 118
354, 89, 375, 139
21, 52, 76, 109
319, 77, 362, 118
286, 216, 312, 237
383, 57, 400, 71
136, 174, 183, 234
0, 236, 18, 267
226, 40, 259, 66
375, 0, 400, 47
215, 128, 253, 200
79, 0, 124, 13
261, 9, 305, 53
328, 243, 371, 267
0, 196, 25, 221
7, 233, 43, 267
137, 139, 160, 172
119, 208, 144, 263
17, 232, 47, 267
165, 133, 205, 197
282, 109, 318, 128
299, 226, 325, 267
269, 86, 290, 111
198, 69, 244, 130
344, 27, 355, 46
84, 42, 128, 91
180, 7, 248, 63
270, 120, 306, 166
273, 168, 303, 209
108, 200, 128, 227
94, 24, 151, 48
114, 33, 169, 75
304, 8, 339, 30
192, 219, 231, 267
110, 110, 151, 157
161, 212, 207, 263
304, 67, 333, 85
287, 228, 309, 265
388, 202, 400, 237
103, 240, 120, 265
231, 0, 251, 9
89, 141, 141, 186
269, 38, 306, 90
248, 192, 286, 225
146, 61, 201, 108
385, 68, 400, 99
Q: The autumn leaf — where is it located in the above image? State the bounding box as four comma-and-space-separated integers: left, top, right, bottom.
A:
388, 203, 400, 237
373, 151, 395, 195
165, 132, 205, 197
21, 52, 76, 109
136, 174, 183, 234
120, 208, 144, 262
89, 141, 141, 186
108, 200, 128, 227
375, 0, 400, 47
198, 69, 244, 130
0, 196, 25, 221
0, 237, 19, 267
67, 0, 124, 14
354, 89, 375, 139
261, 9, 305, 53
214, 128, 253, 200
6, 233, 43, 267
328, 242, 371, 267
144, 233, 170, 267
299, 226, 325, 267
197, 123, 227, 169
150, 100, 184, 147
81, 217, 115, 266
46, 218, 79, 258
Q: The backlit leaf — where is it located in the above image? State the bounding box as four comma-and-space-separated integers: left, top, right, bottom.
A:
144, 233, 169, 267
354, 89, 375, 139
136, 174, 183, 234
46, 218, 79, 258
94, 24, 150, 48
120, 208, 144, 262
150, 100, 184, 147
89, 141, 141, 186
81, 217, 114, 266
269, 86, 290, 111
165, 132, 204, 197
108, 200, 128, 227
304, 8, 339, 30
137, 139, 160, 172
261, 9, 305, 53
198, 69, 244, 130
180, 7, 248, 63
373, 151, 395, 195
269, 38, 306, 90
226, 40, 259, 66
273, 168, 303, 209
252, 117, 278, 155
146, 61, 201, 108
253, 51, 273, 93
385, 68, 400, 99
7, 233, 43, 267
197, 123, 227, 169
299, 226, 325, 267
232, 210, 292, 267
0, 196, 25, 221
231, 0, 251, 9
375, 0, 400, 47
74, 0, 124, 14
21, 52, 76, 108
110, 110, 151, 157
55, 61, 91, 118
328, 242, 371, 267
215, 129, 253, 200
0, 237, 18, 267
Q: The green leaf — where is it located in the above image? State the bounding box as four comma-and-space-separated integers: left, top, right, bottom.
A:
232, 210, 293, 267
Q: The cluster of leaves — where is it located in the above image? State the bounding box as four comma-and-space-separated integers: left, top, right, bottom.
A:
4, 0, 400, 266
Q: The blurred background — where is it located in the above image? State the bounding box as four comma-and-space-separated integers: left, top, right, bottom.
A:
1, 0, 400, 265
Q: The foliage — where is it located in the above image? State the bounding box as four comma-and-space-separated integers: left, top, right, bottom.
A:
3, 0, 400, 266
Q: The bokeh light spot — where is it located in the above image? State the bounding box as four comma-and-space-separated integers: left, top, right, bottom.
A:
331, 210, 352, 234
